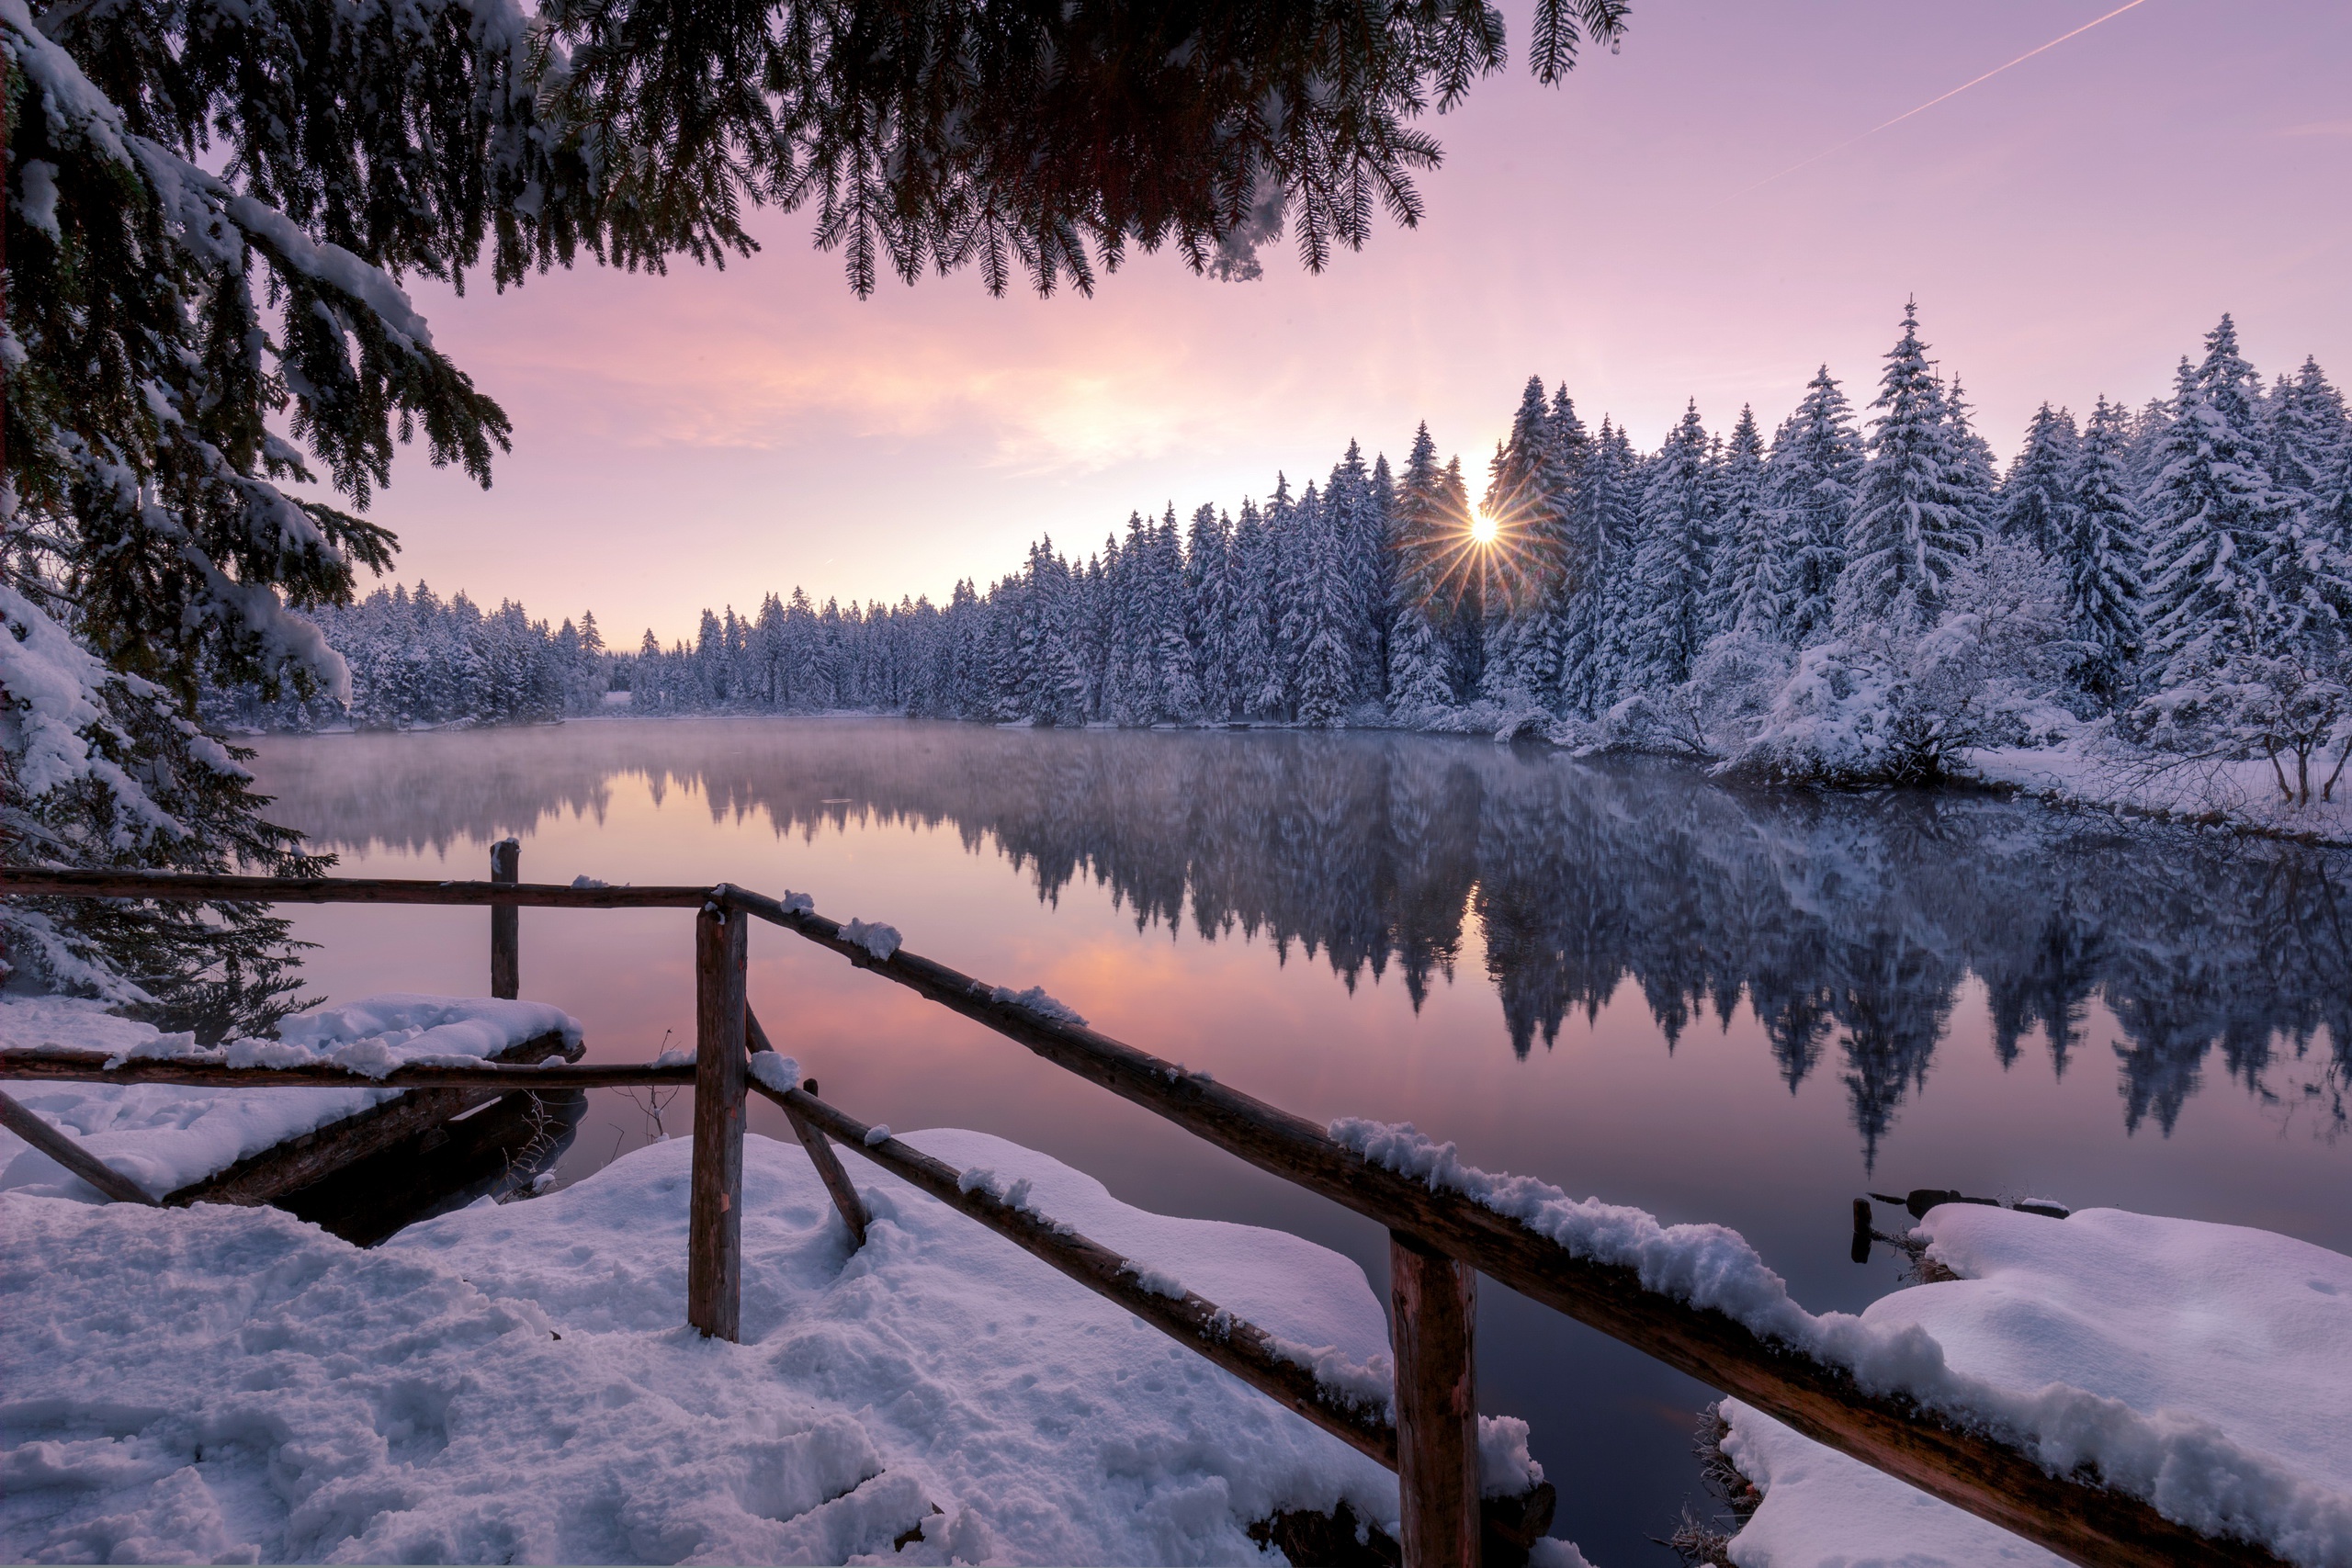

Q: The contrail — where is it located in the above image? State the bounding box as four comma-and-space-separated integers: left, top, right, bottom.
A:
1719, 0, 2154, 204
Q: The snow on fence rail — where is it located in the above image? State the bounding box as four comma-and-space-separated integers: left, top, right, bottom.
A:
0, 860, 2311, 1568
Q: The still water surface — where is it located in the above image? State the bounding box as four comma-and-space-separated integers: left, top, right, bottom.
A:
249, 717, 2350, 1563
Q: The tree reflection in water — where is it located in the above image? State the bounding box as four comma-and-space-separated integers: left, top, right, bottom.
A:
256, 720, 2350, 1165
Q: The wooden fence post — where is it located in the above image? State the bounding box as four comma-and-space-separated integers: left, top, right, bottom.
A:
688, 900, 747, 1339
1391, 1230, 1480, 1568
489, 839, 520, 999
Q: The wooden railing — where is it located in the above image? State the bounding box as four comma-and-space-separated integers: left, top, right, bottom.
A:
0, 862, 2290, 1568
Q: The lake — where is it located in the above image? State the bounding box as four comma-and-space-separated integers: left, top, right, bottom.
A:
247, 717, 2351, 1564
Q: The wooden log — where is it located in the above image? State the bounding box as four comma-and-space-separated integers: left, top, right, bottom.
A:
1391, 1232, 1480, 1568
0, 1050, 694, 1090
751, 1077, 1397, 1470
277, 1089, 590, 1247
162, 1031, 580, 1207
722, 886, 2287, 1568
746, 1009, 867, 1247
0, 1087, 160, 1204
689, 901, 748, 1340
2, 869, 710, 908
490, 840, 520, 999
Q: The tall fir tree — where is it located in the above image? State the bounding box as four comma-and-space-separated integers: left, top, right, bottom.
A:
1478, 377, 1575, 703
1703, 406, 1781, 638
1767, 366, 1865, 642
2063, 397, 2145, 703
2140, 316, 2301, 684
1998, 402, 2081, 558
1839, 303, 1980, 633
1623, 401, 1719, 688
1560, 418, 1640, 715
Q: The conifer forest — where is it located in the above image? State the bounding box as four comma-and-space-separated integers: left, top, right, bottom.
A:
214, 307, 2352, 805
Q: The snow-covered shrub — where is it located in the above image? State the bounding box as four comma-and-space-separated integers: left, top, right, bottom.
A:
2137, 650, 2352, 806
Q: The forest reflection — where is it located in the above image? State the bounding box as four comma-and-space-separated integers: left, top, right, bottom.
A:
258, 720, 2351, 1163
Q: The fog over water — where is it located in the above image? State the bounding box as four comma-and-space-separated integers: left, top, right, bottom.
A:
249, 717, 2350, 1563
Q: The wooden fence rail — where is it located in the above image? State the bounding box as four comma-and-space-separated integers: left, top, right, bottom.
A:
0, 865, 2290, 1568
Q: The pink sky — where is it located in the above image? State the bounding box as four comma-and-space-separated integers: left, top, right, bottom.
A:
367, 0, 2350, 646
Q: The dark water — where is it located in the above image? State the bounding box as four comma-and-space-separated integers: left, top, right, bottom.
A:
247, 717, 2351, 1563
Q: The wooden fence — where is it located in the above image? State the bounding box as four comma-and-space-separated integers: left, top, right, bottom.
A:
0, 862, 2290, 1568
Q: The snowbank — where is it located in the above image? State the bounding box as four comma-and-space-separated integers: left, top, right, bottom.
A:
1969, 744, 2352, 843
1333, 1119, 2352, 1564
1719, 1205, 2352, 1567
0, 1128, 1430, 1565
0, 994, 580, 1201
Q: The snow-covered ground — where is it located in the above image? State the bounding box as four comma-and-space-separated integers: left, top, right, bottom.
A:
1967, 744, 2352, 842
1719, 1204, 2352, 1568
3, 1125, 1563, 1564
0, 995, 579, 1201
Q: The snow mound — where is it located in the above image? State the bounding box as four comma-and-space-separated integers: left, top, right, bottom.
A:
842, 919, 901, 961
0, 994, 579, 1201
1720, 1204, 2352, 1567
0, 1128, 1441, 1565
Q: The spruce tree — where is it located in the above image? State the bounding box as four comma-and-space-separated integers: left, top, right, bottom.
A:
1478, 377, 1574, 703
2063, 397, 2144, 704
1839, 303, 1980, 633
1703, 406, 1781, 638
1559, 418, 1639, 714
1767, 367, 1865, 642
1624, 401, 1718, 688
1998, 402, 2081, 558
2140, 316, 2300, 685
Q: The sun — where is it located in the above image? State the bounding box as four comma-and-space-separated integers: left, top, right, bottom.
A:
1469, 511, 1501, 546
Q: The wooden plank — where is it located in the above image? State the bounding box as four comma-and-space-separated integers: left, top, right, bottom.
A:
752, 1077, 1398, 1470
3, 870, 709, 908
490, 840, 520, 999
162, 1031, 580, 1207
723, 886, 2288, 1568
0, 1051, 692, 1090
1391, 1232, 1480, 1568
689, 902, 748, 1340
746, 1009, 867, 1247
0, 1088, 160, 1204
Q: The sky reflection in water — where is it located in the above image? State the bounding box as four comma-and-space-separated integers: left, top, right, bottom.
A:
248, 718, 2350, 1563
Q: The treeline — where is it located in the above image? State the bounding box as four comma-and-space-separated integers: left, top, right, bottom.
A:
206, 588, 610, 730
220, 305, 2352, 790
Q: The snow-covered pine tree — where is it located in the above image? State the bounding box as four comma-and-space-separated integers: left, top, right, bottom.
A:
1766, 367, 1865, 642
1367, 453, 1398, 699
1229, 500, 1280, 719
1559, 418, 1640, 715
1998, 402, 2080, 558
1623, 401, 1719, 689
1703, 406, 1781, 638
1942, 377, 2004, 544
1839, 303, 1980, 633
1387, 425, 1457, 710
1478, 378, 1574, 704
2140, 316, 2301, 686
1324, 443, 1380, 703
1292, 488, 1360, 727
1188, 505, 1237, 720
1149, 507, 1203, 720
1439, 457, 1483, 696
2063, 397, 2145, 703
